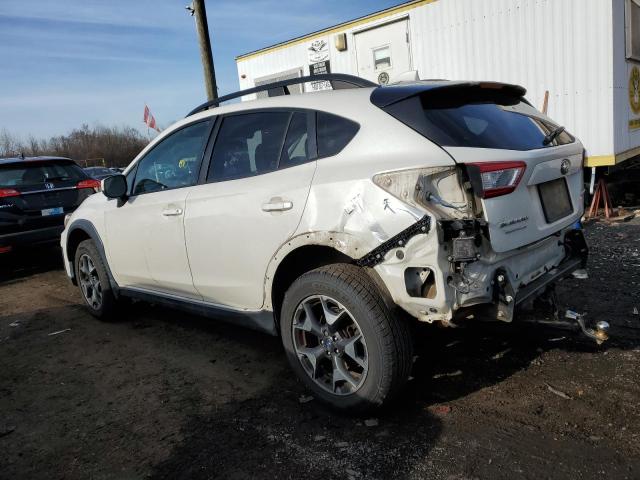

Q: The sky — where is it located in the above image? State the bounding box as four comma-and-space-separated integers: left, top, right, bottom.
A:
0, 0, 401, 139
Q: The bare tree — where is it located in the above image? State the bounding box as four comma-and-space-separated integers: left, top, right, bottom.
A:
0, 125, 149, 167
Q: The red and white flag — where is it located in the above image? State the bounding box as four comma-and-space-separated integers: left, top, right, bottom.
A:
143, 104, 161, 132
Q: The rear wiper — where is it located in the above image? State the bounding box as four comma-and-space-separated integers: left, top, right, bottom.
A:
543, 126, 565, 146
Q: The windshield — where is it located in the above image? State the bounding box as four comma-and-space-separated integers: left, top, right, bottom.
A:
0, 161, 85, 188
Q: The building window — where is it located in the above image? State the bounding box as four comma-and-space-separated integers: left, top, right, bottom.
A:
373, 45, 391, 70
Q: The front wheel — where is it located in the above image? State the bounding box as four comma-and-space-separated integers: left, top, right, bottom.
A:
280, 264, 413, 411
74, 239, 117, 319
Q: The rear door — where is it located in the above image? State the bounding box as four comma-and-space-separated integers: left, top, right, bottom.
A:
376, 84, 584, 252
0, 160, 96, 236
184, 109, 316, 309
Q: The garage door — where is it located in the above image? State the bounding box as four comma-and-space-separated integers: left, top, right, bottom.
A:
354, 19, 411, 85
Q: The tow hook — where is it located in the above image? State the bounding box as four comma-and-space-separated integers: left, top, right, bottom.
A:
565, 310, 610, 345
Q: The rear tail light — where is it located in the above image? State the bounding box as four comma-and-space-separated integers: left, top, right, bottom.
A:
372, 166, 470, 216
77, 179, 101, 192
466, 161, 526, 199
0, 188, 20, 198
370, 166, 469, 216
0, 246, 12, 254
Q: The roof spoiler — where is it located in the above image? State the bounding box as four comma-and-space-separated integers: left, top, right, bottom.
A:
370, 81, 528, 108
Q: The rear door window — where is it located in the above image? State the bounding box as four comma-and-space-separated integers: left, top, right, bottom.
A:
316, 112, 360, 158
279, 112, 311, 169
381, 89, 574, 151
208, 112, 290, 181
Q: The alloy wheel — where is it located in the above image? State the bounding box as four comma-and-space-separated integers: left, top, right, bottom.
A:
292, 295, 368, 395
78, 253, 102, 310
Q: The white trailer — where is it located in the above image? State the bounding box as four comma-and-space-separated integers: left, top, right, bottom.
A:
236, 0, 640, 169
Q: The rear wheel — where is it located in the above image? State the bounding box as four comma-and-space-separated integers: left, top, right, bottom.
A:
74, 239, 117, 319
280, 263, 413, 411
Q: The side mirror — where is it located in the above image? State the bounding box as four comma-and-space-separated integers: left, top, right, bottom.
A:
102, 174, 128, 200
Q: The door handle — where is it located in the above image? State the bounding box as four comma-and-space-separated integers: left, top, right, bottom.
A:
261, 199, 293, 212
162, 207, 183, 216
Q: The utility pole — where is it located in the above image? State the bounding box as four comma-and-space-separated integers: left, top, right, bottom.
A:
187, 0, 218, 101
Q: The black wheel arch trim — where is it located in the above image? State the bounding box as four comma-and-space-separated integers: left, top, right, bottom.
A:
66, 219, 120, 296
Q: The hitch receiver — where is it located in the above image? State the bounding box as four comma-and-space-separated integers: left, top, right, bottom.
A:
565, 310, 609, 345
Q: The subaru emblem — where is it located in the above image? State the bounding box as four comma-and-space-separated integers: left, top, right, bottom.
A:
560, 159, 570, 175
44, 182, 54, 190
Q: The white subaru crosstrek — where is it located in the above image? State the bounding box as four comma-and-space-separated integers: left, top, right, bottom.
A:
62, 74, 592, 410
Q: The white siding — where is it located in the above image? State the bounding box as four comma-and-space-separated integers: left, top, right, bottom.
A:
409, 0, 614, 159
237, 0, 619, 161
613, 0, 640, 158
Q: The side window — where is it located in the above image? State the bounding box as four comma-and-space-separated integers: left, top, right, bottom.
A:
279, 112, 311, 169
132, 120, 211, 195
316, 112, 360, 158
208, 112, 290, 181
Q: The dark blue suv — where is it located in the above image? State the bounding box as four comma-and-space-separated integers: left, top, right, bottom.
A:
0, 156, 100, 253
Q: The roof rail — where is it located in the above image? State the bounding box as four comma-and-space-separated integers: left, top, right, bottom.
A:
186, 73, 377, 117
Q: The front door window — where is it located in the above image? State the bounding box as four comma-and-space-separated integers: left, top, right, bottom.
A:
132, 120, 211, 195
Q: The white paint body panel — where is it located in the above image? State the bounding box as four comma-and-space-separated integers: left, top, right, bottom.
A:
184, 162, 316, 309
237, 0, 640, 163
103, 188, 200, 299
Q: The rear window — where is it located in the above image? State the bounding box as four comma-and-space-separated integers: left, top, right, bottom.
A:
0, 161, 85, 188
316, 112, 360, 158
381, 89, 574, 151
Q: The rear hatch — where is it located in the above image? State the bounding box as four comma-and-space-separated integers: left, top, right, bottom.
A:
373, 82, 583, 252
0, 159, 98, 235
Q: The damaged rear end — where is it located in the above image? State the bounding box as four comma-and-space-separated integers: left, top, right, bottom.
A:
371, 81, 590, 329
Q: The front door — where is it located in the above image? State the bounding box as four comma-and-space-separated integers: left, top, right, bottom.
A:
104, 119, 213, 298
354, 19, 412, 85
185, 110, 316, 309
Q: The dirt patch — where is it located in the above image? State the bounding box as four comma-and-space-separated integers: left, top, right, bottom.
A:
1, 221, 639, 479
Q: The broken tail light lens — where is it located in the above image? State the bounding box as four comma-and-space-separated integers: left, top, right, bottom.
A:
373, 166, 471, 217
466, 161, 526, 199
77, 179, 101, 192
0, 188, 20, 198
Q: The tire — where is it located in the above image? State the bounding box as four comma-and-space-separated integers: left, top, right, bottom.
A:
280, 263, 413, 411
74, 239, 117, 319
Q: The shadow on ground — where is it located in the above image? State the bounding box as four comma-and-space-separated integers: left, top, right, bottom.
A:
0, 244, 63, 284
145, 303, 639, 480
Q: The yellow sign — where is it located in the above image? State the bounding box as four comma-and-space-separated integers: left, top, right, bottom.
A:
630, 66, 640, 115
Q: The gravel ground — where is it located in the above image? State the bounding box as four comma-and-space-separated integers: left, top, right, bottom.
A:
1, 220, 639, 480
